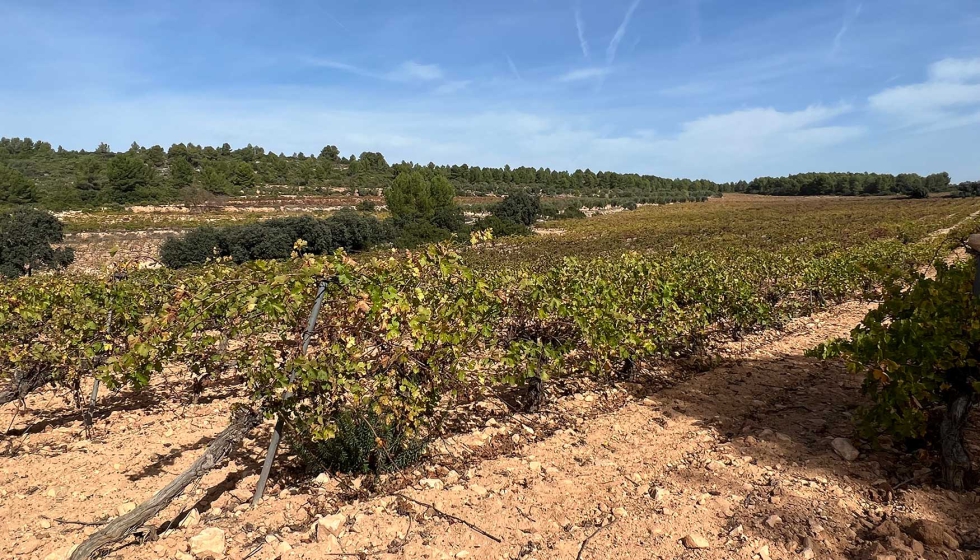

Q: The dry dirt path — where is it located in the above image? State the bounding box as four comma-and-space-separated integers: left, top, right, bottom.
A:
3, 301, 978, 560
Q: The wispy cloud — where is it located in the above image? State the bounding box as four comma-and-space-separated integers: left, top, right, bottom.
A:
607, 0, 641, 65
869, 57, 980, 130
305, 58, 446, 83
433, 80, 471, 95
505, 54, 522, 81
574, 6, 590, 59
658, 82, 714, 96
389, 61, 443, 82
325, 13, 350, 33
831, 2, 862, 55
303, 58, 379, 79
559, 67, 612, 82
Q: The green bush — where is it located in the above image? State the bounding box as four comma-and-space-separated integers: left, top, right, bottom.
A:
224, 224, 295, 262
0, 207, 74, 277
160, 212, 392, 268
908, 184, 929, 199
160, 227, 224, 268
326, 210, 394, 252
558, 206, 586, 220
491, 191, 541, 226
289, 409, 425, 474
471, 215, 531, 237
394, 220, 454, 248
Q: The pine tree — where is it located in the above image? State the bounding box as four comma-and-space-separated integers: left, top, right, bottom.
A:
0, 164, 39, 204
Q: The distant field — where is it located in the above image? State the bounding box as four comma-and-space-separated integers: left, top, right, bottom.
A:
466, 194, 980, 268
63, 194, 980, 273
56, 194, 619, 234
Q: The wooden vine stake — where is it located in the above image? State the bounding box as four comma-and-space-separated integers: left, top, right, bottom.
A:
252, 277, 333, 505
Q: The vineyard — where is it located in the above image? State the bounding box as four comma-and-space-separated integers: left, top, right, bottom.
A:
2, 195, 980, 559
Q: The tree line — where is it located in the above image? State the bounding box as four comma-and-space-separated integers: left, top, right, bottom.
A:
728, 172, 953, 198
0, 137, 719, 209
1, 137, 969, 210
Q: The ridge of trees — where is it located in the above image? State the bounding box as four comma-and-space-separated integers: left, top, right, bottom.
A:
731, 171, 953, 197
0, 137, 718, 209
0, 137, 968, 210
954, 181, 980, 198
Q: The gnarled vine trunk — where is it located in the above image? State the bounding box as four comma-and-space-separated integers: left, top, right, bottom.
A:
69, 407, 262, 560
939, 391, 974, 491
523, 376, 543, 412
0, 369, 52, 407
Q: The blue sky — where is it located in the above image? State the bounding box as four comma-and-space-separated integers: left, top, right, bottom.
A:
1, 0, 979, 182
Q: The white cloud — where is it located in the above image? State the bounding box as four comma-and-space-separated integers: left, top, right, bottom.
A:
0, 89, 866, 182
870, 57, 980, 129
652, 104, 863, 162
559, 67, 612, 82
607, 0, 641, 65
929, 57, 980, 83
388, 61, 444, 82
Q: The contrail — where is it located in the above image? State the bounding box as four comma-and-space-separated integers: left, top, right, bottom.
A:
607, 0, 641, 65
505, 54, 522, 81
832, 2, 862, 55
574, 7, 590, 59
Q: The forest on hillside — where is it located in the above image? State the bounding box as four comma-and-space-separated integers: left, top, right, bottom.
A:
0, 137, 720, 210
0, 137, 969, 210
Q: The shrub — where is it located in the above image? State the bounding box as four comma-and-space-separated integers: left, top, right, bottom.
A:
394, 220, 454, 248
355, 200, 376, 212
160, 212, 393, 268
908, 184, 929, 199
256, 216, 333, 254
491, 191, 541, 226
289, 409, 425, 474
224, 224, 295, 263
0, 207, 74, 277
471, 215, 531, 237
558, 206, 586, 220
326, 209, 393, 252
160, 227, 224, 268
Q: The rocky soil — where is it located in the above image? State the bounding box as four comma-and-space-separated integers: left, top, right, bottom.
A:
64, 232, 170, 273
1, 302, 978, 560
